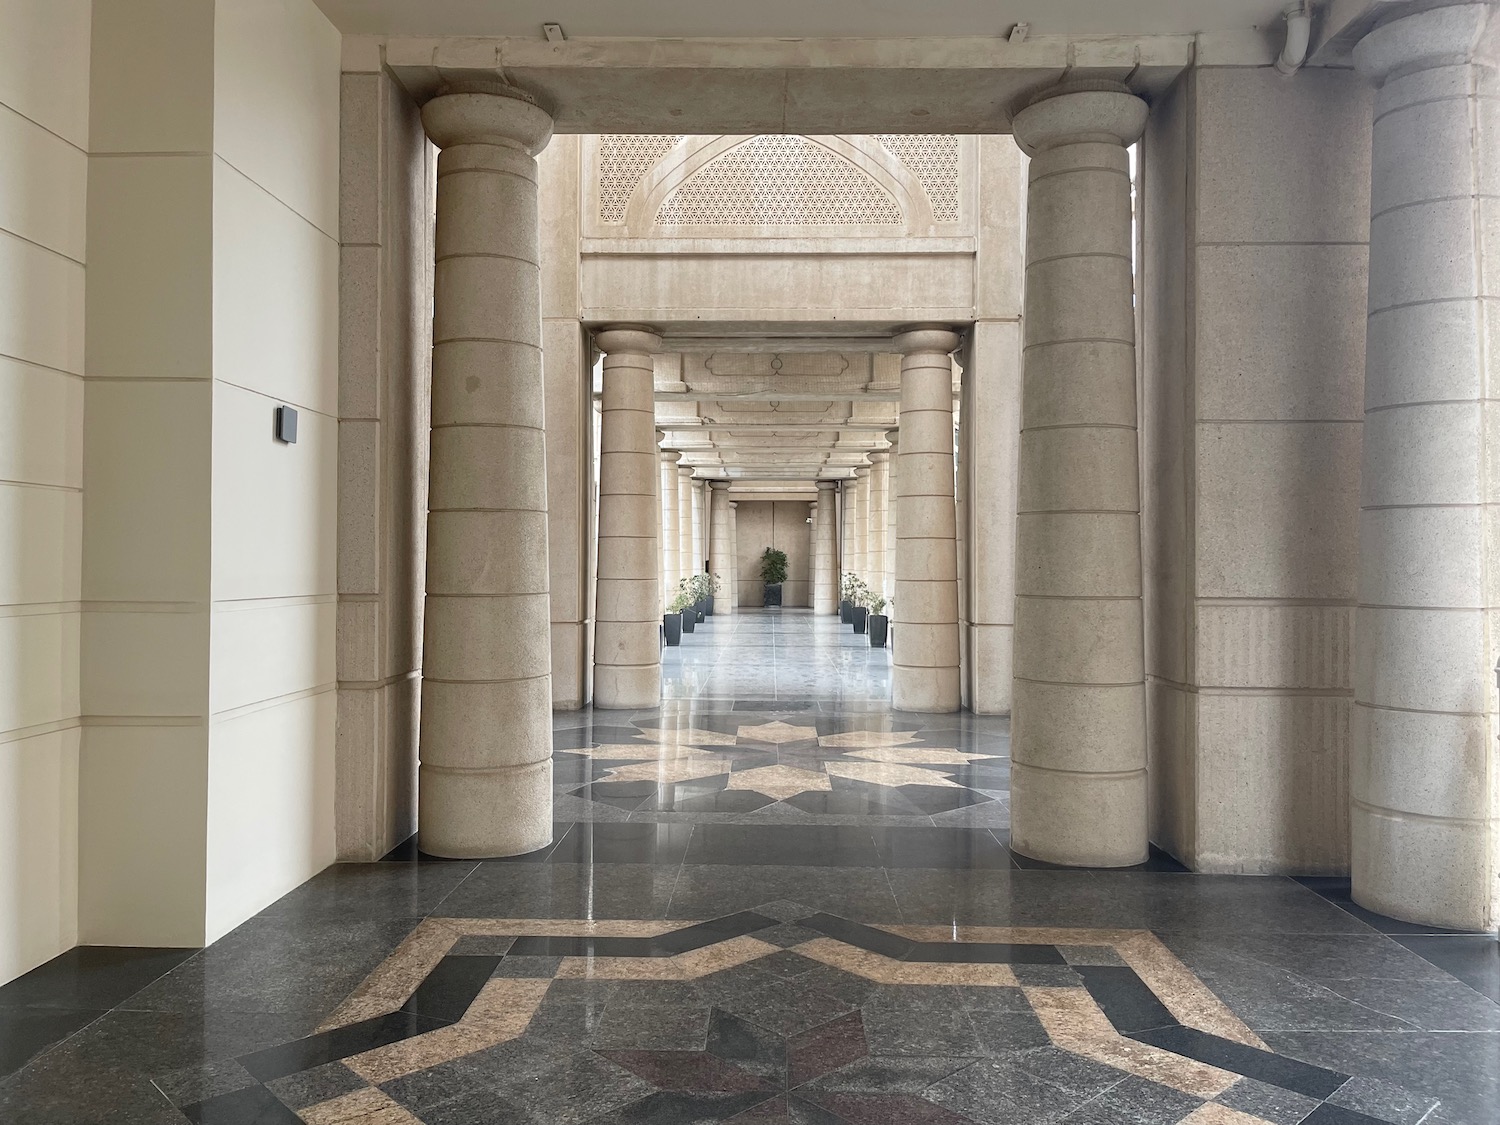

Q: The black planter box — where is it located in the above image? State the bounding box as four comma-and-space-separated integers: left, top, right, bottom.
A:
681, 608, 696, 633
851, 606, 868, 634
705, 595, 715, 617
663, 612, 682, 646
867, 613, 889, 647
839, 599, 853, 624
763, 583, 782, 607
695, 600, 707, 622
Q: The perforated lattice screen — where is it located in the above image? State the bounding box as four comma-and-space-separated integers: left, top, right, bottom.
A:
597, 135, 681, 223
656, 136, 902, 226
874, 135, 960, 222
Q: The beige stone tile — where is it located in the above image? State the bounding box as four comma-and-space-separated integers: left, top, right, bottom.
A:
797, 938, 1017, 986
1025, 987, 1239, 1100
555, 936, 779, 981
446, 919, 677, 937
824, 762, 961, 789
634, 726, 741, 746
817, 730, 924, 748
724, 764, 830, 799
736, 721, 819, 744
299, 1086, 412, 1125
316, 919, 458, 1032
581, 743, 722, 760
881, 925, 1139, 945
846, 746, 996, 765
599, 759, 732, 785
1180, 1103, 1276, 1125
342, 979, 547, 1084
1116, 933, 1267, 1050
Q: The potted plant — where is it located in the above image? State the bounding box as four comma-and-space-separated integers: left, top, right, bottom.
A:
839, 572, 855, 623
688, 573, 712, 621
867, 593, 889, 647
847, 576, 870, 633
703, 572, 721, 617
664, 591, 692, 646
760, 548, 788, 607
675, 578, 698, 632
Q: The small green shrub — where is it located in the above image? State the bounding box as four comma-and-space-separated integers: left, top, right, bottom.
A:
760, 548, 789, 586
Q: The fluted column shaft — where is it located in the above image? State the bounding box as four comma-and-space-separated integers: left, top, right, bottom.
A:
594, 326, 663, 708
676, 467, 694, 589
884, 431, 899, 603
1009, 83, 1149, 867
691, 481, 706, 578
659, 450, 681, 609
840, 481, 855, 586
892, 327, 962, 712
709, 481, 736, 615
417, 86, 554, 858
1352, 5, 1500, 931
868, 452, 890, 601
814, 482, 839, 613
852, 467, 871, 583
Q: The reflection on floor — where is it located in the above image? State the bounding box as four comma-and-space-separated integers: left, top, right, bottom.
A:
2, 609, 1497, 1124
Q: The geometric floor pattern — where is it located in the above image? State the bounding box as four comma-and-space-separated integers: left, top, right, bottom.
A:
1, 611, 1496, 1124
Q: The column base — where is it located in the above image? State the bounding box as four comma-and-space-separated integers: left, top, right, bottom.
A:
892, 665, 961, 713
1352, 805, 1497, 932
1010, 761, 1147, 867
594, 664, 662, 709
417, 758, 554, 858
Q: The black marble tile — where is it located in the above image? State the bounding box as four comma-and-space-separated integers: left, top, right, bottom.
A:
1211, 1078, 1321, 1125
965, 1010, 1051, 1053
708, 1008, 788, 1085
1129, 1025, 1348, 1100
644, 789, 776, 814
1393, 935, 1500, 1004
892, 786, 991, 815
590, 1089, 782, 1123
907, 941, 1066, 966
1326, 1075, 1441, 1125
924, 1055, 1105, 1125
859, 1007, 982, 1056
0, 1005, 104, 1078
400, 955, 501, 1022
685, 825, 882, 868
542, 820, 695, 865
431, 862, 679, 920
868, 827, 1014, 870
591, 1003, 713, 1051
0, 947, 196, 1012
783, 789, 926, 818
570, 781, 658, 810
262, 1061, 366, 1111
799, 914, 914, 960
236, 1011, 446, 1082
150, 1059, 258, 1107
181, 1083, 303, 1124
1075, 966, 1180, 1033
1056, 1073, 1202, 1124
258, 860, 481, 919
1297, 1106, 1389, 1125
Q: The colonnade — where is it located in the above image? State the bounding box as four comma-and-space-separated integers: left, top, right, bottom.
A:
410, 12, 1498, 933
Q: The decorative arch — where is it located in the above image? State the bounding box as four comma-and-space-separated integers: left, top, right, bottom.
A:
618, 134, 938, 236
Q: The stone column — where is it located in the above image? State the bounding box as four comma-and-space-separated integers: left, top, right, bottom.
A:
814, 481, 838, 613
868, 452, 890, 602
659, 449, 681, 610
593, 325, 663, 708
676, 466, 695, 589
418, 84, 554, 858
884, 430, 899, 603
892, 327, 962, 712
709, 481, 736, 616
849, 465, 869, 583
1009, 82, 1149, 867
728, 501, 740, 611
691, 480, 707, 578
840, 480, 856, 588
1352, 4, 1500, 931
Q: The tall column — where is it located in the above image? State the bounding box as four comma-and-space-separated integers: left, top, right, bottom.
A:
814, 482, 838, 613
884, 430, 899, 602
728, 501, 740, 611
593, 326, 663, 708
418, 84, 554, 858
852, 465, 871, 581
1009, 82, 1148, 867
676, 466, 695, 589
691, 480, 707, 578
709, 481, 736, 616
1352, 5, 1500, 932
892, 327, 962, 712
868, 452, 890, 601
659, 449, 681, 609
840, 480, 856, 588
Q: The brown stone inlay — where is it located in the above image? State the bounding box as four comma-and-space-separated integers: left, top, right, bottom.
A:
1115, 933, 1267, 1050
299, 1086, 423, 1125
555, 935, 781, 980
317, 920, 459, 1033
1180, 1103, 1280, 1125
797, 938, 1019, 987
1024, 986, 1240, 1100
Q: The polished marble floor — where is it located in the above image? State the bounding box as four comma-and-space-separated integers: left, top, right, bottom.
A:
2, 609, 1498, 1124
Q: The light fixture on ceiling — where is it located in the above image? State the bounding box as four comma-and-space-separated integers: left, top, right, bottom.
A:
542, 22, 566, 42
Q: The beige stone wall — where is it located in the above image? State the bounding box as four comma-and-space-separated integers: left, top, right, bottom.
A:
335, 57, 434, 859
0, 0, 89, 985
1141, 66, 1372, 874
733, 501, 813, 608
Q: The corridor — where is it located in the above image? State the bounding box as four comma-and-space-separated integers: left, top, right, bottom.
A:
3, 612, 1499, 1125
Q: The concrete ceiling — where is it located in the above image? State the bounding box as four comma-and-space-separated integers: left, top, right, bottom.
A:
315, 0, 1292, 39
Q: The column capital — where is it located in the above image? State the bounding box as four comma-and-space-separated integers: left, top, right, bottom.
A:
892, 324, 961, 356
708, 479, 731, 491
595, 324, 663, 355
1011, 80, 1147, 156
421, 81, 553, 153
854, 465, 871, 479
868, 451, 890, 466
816, 479, 840, 490
660, 448, 682, 465
1355, 3, 1495, 82
677, 465, 696, 480
886, 428, 900, 447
